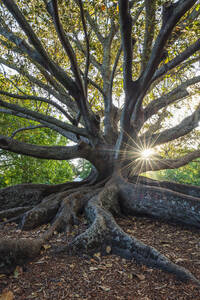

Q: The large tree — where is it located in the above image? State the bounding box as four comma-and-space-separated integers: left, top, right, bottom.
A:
0, 0, 200, 284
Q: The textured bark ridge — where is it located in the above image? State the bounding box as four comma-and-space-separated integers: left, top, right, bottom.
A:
0, 176, 200, 286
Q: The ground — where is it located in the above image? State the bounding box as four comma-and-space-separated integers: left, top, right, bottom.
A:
0, 215, 200, 299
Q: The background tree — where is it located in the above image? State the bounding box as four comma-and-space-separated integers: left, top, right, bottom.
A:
0, 0, 200, 284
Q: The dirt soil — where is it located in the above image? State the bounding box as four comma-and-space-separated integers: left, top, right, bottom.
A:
0, 216, 200, 300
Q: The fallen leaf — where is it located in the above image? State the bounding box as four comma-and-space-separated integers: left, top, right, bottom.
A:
100, 285, 111, 291
128, 273, 133, 279
89, 266, 98, 271
175, 258, 186, 263
105, 263, 112, 268
93, 252, 101, 261
106, 246, 111, 254
43, 244, 51, 250
135, 274, 145, 281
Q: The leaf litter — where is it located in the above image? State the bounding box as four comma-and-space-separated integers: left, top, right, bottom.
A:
0, 216, 200, 299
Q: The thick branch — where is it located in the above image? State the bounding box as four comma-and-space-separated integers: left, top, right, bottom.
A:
0, 108, 79, 143
119, 0, 133, 91
144, 75, 200, 121
145, 104, 200, 146
140, 0, 198, 87
133, 150, 200, 174
0, 98, 87, 137
1, 0, 78, 97
152, 38, 200, 82
141, 0, 156, 73
0, 135, 90, 160
0, 90, 74, 122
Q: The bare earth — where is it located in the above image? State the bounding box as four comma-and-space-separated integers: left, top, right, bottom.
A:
0, 216, 200, 300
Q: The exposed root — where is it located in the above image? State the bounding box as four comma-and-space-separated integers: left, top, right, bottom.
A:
0, 187, 102, 273
58, 183, 200, 286
117, 178, 200, 228
42, 189, 100, 241
0, 238, 43, 274
0, 184, 44, 210
131, 176, 200, 198
19, 193, 62, 230
0, 207, 32, 221
0, 180, 94, 211
0, 177, 199, 286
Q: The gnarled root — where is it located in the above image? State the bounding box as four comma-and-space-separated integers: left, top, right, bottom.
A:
42, 188, 101, 240
0, 207, 32, 222
131, 175, 200, 198
0, 238, 43, 274
58, 183, 200, 286
117, 178, 200, 228
0, 186, 101, 273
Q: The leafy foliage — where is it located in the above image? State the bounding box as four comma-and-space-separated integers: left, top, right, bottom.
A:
0, 152, 74, 187
157, 159, 200, 186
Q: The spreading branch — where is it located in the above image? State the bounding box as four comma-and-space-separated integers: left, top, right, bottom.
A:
144, 75, 200, 122
0, 135, 90, 160
0, 108, 79, 143
85, 11, 105, 44
152, 38, 200, 82
0, 98, 87, 137
76, 0, 90, 96
138, 150, 200, 173
1, 0, 78, 97
140, 0, 198, 88
141, 0, 156, 73
119, 0, 133, 92
0, 90, 74, 123
10, 125, 46, 138
46, 0, 84, 95
144, 105, 200, 146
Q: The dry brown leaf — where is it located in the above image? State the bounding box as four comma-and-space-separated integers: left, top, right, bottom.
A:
93, 252, 101, 260
136, 273, 145, 281
105, 263, 112, 268
100, 285, 111, 291
106, 246, 111, 254
175, 258, 186, 263
89, 266, 98, 271
0, 290, 14, 300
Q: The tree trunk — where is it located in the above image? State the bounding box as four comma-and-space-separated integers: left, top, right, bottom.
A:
0, 168, 200, 286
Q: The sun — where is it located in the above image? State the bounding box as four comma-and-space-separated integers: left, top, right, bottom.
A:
141, 148, 155, 160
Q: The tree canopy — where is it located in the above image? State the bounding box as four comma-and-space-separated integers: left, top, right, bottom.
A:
0, 0, 199, 177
